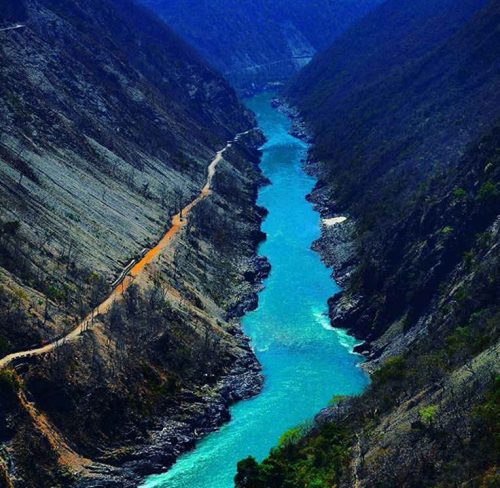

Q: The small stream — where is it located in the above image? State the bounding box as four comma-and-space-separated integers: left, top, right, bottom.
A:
141, 92, 368, 488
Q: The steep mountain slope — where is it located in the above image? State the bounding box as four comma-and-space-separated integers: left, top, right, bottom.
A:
0, 0, 251, 354
237, 0, 500, 486
138, 0, 382, 90
0, 0, 268, 486
288, 0, 499, 348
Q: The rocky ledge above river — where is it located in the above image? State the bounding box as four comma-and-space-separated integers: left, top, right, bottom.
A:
271, 98, 313, 142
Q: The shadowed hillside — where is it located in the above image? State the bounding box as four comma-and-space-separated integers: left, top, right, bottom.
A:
139, 0, 382, 90
0, 0, 252, 353
237, 0, 500, 486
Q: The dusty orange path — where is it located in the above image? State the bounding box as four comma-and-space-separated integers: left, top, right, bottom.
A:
0, 130, 253, 369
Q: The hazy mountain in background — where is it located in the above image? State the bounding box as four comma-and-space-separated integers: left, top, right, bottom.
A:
138, 0, 382, 90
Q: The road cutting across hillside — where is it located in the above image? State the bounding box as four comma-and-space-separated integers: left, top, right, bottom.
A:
0, 129, 254, 369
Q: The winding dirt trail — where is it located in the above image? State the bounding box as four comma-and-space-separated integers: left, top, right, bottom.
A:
0, 129, 254, 369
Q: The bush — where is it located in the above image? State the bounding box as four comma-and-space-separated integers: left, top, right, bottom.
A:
235, 423, 351, 488
446, 326, 471, 356
372, 356, 406, 384
235, 457, 264, 488
452, 187, 467, 200
0, 369, 21, 394
473, 376, 500, 446
419, 405, 438, 425
477, 181, 499, 203
328, 394, 348, 407
277, 421, 313, 449
278, 426, 303, 448
441, 226, 454, 236
46, 285, 65, 302
476, 232, 492, 249
463, 251, 475, 268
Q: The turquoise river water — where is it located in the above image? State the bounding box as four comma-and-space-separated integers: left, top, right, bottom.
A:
141, 92, 368, 488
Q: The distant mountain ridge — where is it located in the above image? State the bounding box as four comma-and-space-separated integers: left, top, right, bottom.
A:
138, 0, 382, 90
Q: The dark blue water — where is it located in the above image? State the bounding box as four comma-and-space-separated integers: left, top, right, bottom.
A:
141, 92, 368, 488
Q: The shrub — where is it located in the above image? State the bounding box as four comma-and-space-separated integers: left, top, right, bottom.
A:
445, 326, 471, 357
277, 421, 312, 449
452, 187, 467, 200
441, 226, 454, 236
235, 423, 351, 487
454, 286, 467, 303
0, 369, 21, 394
473, 376, 500, 440
463, 251, 475, 268
235, 457, 263, 488
419, 405, 438, 425
477, 181, 499, 202
278, 426, 303, 448
328, 394, 348, 407
476, 232, 492, 249
46, 285, 65, 302
372, 356, 406, 384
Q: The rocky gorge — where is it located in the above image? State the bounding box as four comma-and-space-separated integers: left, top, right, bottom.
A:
139, 91, 368, 488
1, 116, 271, 488
1, 0, 499, 487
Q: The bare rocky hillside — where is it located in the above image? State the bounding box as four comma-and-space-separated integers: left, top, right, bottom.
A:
0, 1, 269, 486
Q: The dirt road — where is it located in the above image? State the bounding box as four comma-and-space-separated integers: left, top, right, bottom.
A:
0, 129, 254, 369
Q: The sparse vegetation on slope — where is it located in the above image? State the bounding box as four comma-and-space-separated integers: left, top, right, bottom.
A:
238, 0, 500, 486
0, 0, 268, 486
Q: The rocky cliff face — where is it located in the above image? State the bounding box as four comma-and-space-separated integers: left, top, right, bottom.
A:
138, 0, 382, 91
0, 1, 268, 486
236, 0, 500, 486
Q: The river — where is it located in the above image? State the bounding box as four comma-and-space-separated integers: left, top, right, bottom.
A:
140, 92, 368, 488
